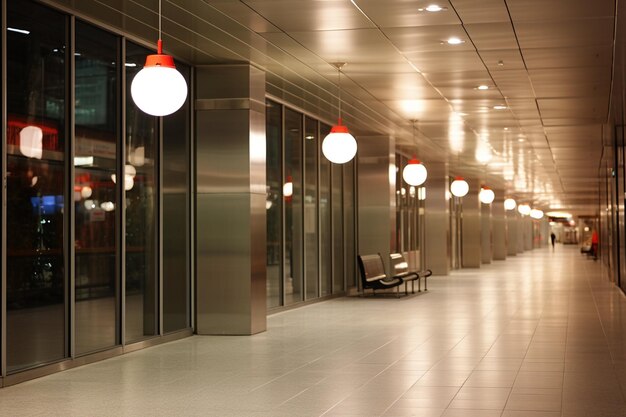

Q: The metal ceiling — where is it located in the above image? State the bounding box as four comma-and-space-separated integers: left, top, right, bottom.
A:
48, 0, 618, 215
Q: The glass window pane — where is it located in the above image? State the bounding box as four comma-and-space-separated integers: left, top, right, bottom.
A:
162, 62, 190, 333
6, 0, 68, 371
266, 100, 282, 308
74, 21, 119, 354
319, 124, 332, 296
284, 108, 303, 305
332, 164, 344, 293
125, 42, 158, 342
304, 117, 319, 300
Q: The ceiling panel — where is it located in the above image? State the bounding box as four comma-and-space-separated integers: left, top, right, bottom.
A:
506, 0, 615, 21
465, 22, 518, 50
450, 0, 510, 23
523, 46, 613, 70
354, 0, 461, 28
514, 19, 614, 49
289, 29, 404, 63
240, 0, 374, 32
383, 25, 474, 53
478, 49, 526, 71
407, 50, 487, 73
347, 72, 442, 100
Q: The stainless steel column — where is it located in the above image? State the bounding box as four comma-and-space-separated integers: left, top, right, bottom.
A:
506, 209, 518, 256
424, 163, 450, 275
517, 214, 525, 253
481, 200, 492, 264
492, 193, 506, 260
357, 136, 396, 275
462, 180, 482, 268
524, 217, 533, 250
195, 65, 267, 335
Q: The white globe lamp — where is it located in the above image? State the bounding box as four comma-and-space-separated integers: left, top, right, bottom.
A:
504, 198, 516, 211
518, 204, 531, 216
131, 40, 187, 117
450, 176, 469, 197
402, 157, 427, 186
322, 122, 358, 164
283, 176, 293, 198
530, 209, 544, 219
479, 187, 495, 204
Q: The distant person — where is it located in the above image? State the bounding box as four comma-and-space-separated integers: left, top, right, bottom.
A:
550, 232, 556, 249
591, 230, 599, 260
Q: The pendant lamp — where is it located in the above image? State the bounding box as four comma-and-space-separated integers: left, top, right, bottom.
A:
518, 204, 531, 216
530, 209, 544, 219
130, 0, 187, 116
322, 63, 357, 164
479, 186, 495, 204
450, 176, 469, 197
402, 120, 428, 186
504, 198, 516, 211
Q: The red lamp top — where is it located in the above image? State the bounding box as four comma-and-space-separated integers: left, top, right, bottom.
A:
144, 39, 176, 69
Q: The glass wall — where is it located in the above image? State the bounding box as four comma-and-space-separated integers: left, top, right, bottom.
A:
124, 42, 158, 342
284, 108, 303, 305
6, 0, 68, 372
74, 21, 119, 355
265, 101, 356, 308
266, 101, 282, 308
304, 117, 318, 300
162, 63, 191, 334
2, 0, 192, 375
320, 124, 332, 296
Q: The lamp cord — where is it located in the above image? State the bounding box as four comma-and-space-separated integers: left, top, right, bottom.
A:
159, 0, 162, 40
338, 67, 342, 123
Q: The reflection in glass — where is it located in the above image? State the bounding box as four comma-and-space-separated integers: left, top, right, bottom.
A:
304, 117, 319, 300
6, 0, 67, 371
332, 164, 344, 293
320, 124, 332, 296
125, 42, 158, 342
266, 101, 283, 308
284, 108, 303, 305
162, 62, 191, 333
74, 22, 119, 354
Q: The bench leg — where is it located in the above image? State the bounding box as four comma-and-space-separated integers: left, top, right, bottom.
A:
424, 277, 428, 291
396, 285, 400, 298
411, 280, 415, 294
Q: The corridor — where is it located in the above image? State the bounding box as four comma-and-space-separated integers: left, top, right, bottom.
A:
0, 246, 624, 417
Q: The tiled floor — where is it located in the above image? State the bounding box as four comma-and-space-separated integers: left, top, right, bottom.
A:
1, 245, 626, 417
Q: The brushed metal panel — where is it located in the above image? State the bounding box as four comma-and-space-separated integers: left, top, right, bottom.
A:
507, 211, 519, 256
462, 182, 482, 268
196, 193, 262, 335
196, 109, 253, 194
481, 203, 492, 264
492, 196, 507, 260
424, 163, 450, 275
357, 136, 395, 275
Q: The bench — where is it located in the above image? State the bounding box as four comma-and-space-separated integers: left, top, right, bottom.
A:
357, 254, 404, 297
390, 253, 419, 294
390, 252, 433, 293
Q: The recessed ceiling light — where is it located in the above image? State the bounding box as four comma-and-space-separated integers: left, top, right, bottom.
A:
493, 105, 507, 110
425, 4, 446, 12
477, 85, 489, 90
504, 127, 509, 131
518, 138, 525, 142
305, 135, 315, 140
446, 37, 465, 45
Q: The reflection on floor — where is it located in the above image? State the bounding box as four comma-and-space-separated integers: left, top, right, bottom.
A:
1, 246, 626, 417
